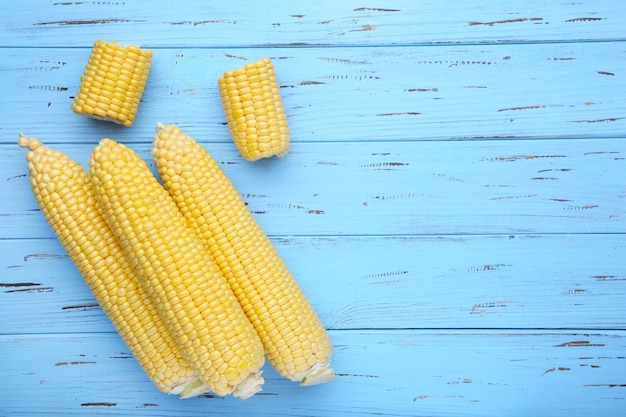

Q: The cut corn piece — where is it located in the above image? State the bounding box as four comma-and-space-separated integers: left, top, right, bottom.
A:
218, 57, 290, 161
17, 134, 198, 395
89, 138, 265, 399
153, 123, 334, 386
72, 40, 152, 127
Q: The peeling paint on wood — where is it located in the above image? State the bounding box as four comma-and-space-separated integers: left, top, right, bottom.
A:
555, 341, 606, 348
353, 8, 401, 13
566, 17, 606, 23
34, 19, 142, 26
54, 361, 96, 366
541, 367, 571, 376
468, 17, 544, 26
61, 303, 100, 310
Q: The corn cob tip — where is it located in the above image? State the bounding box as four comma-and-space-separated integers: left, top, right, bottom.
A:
154, 122, 177, 138
98, 137, 115, 147
17, 134, 42, 151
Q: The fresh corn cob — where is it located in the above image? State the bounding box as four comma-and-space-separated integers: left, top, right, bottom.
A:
152, 123, 334, 386
17, 135, 200, 396
218, 57, 290, 161
89, 138, 265, 399
72, 40, 152, 127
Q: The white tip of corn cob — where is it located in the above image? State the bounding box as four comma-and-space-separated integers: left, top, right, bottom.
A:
233, 371, 265, 400
299, 362, 336, 386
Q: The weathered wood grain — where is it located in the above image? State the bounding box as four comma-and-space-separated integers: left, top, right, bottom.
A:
1, 331, 625, 417
2, 234, 624, 334
2, 43, 625, 143
2, 1, 625, 416
4, 0, 625, 47
4, 139, 625, 238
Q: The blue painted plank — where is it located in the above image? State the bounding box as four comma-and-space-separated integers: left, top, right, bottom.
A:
1, 43, 625, 143
3, 0, 625, 47
1, 331, 625, 417
2, 234, 625, 334
3, 139, 625, 238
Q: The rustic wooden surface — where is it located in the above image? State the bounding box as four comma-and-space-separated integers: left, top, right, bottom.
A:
1, 1, 625, 416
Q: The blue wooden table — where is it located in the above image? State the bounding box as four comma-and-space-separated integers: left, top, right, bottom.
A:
2, 1, 625, 416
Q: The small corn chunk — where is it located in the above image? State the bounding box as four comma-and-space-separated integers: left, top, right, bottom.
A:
89, 138, 265, 399
153, 123, 334, 386
218, 57, 290, 161
72, 40, 152, 127
17, 134, 198, 396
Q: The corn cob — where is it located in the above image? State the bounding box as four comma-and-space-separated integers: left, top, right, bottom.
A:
218, 57, 290, 161
89, 138, 265, 399
17, 135, 200, 396
72, 40, 152, 127
152, 123, 334, 386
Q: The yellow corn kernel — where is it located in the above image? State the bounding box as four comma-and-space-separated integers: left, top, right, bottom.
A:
89, 138, 265, 399
17, 134, 199, 396
72, 40, 152, 127
218, 58, 290, 161
153, 123, 334, 386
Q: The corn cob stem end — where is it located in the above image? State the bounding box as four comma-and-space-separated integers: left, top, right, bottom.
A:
176, 370, 264, 400
177, 377, 210, 399
232, 371, 264, 400
299, 362, 336, 386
